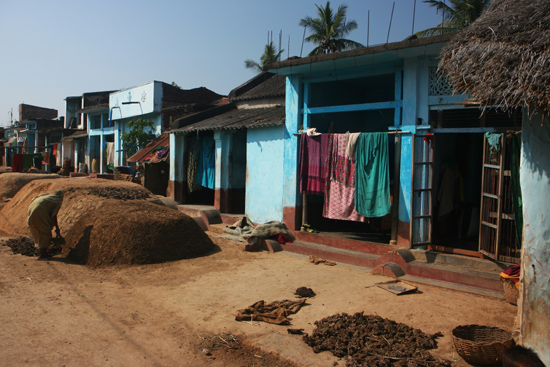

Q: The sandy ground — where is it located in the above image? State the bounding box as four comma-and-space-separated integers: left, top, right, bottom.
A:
0, 234, 517, 367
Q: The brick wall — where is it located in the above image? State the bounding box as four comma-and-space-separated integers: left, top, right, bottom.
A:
19, 104, 57, 122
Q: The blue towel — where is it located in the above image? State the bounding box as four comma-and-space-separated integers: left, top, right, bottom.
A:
196, 137, 215, 189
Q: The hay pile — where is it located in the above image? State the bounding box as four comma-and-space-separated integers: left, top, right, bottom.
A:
0, 178, 214, 266
0, 173, 62, 199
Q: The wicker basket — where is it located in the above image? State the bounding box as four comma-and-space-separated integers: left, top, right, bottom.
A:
452, 325, 514, 365
502, 279, 519, 305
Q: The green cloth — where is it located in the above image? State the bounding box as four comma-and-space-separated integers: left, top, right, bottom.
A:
22, 153, 42, 172
27, 190, 64, 234
509, 134, 523, 248
354, 132, 391, 217
486, 132, 502, 163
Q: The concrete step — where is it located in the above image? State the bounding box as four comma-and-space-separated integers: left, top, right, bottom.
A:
281, 239, 505, 295
281, 240, 381, 268
293, 230, 395, 256
281, 251, 505, 299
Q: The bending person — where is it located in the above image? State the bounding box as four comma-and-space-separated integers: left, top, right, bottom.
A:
27, 189, 64, 260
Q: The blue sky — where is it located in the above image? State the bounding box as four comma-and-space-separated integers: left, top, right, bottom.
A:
0, 0, 443, 126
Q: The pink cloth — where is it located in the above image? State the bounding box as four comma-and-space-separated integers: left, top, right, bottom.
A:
299, 133, 329, 196
323, 134, 367, 222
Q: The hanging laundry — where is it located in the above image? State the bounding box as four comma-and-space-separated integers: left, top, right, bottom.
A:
196, 136, 215, 189
187, 137, 201, 192
299, 133, 329, 196
12, 153, 23, 172
323, 134, 367, 222
55, 145, 63, 167
509, 134, 523, 247
345, 132, 360, 161
22, 154, 42, 172
105, 142, 115, 170
355, 132, 391, 218
486, 132, 502, 163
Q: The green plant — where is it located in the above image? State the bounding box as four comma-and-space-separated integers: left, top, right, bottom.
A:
299, 1, 363, 56
416, 0, 491, 37
121, 118, 156, 155
245, 41, 284, 73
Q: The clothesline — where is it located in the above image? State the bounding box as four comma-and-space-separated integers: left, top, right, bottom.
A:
293, 130, 410, 136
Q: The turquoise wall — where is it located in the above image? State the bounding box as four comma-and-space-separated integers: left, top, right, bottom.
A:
245, 125, 285, 223
520, 111, 550, 366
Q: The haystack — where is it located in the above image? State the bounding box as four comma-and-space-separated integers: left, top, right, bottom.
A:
0, 173, 62, 199
438, 0, 550, 113
0, 178, 214, 266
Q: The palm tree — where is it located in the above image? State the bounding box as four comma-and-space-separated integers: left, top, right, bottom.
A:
244, 42, 284, 73
299, 1, 363, 56
416, 0, 491, 37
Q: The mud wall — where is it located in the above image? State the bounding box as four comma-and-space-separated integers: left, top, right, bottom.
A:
520, 111, 550, 366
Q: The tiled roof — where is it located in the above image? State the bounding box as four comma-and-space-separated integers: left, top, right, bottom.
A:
230, 74, 286, 102
172, 106, 284, 134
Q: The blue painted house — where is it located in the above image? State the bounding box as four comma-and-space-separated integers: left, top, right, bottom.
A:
63, 91, 114, 173
169, 72, 285, 219
268, 33, 521, 259
71, 81, 222, 174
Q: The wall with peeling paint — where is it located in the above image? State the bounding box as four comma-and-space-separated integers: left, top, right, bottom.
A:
245, 125, 285, 223
519, 112, 550, 366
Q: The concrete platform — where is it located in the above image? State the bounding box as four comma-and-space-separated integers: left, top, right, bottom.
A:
176, 204, 507, 298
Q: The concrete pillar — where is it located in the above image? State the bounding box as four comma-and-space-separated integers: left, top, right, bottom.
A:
282, 75, 301, 229
99, 134, 105, 173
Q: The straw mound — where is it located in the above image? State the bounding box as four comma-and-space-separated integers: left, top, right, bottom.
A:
0, 173, 62, 199
0, 178, 214, 266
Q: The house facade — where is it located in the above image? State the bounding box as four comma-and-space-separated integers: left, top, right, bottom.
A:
169, 72, 285, 220
267, 33, 520, 259
63, 91, 114, 173
4, 104, 63, 172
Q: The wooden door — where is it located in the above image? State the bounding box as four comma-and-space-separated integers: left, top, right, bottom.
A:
479, 133, 521, 263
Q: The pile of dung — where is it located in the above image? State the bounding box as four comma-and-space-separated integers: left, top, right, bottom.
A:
0, 173, 62, 199
303, 312, 451, 367
295, 287, 316, 298
0, 236, 38, 256
0, 235, 62, 257
0, 178, 215, 266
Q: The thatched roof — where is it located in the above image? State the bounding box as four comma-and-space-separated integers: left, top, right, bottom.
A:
439, 0, 550, 112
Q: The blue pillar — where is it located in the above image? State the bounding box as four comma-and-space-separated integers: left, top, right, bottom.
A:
282, 75, 302, 229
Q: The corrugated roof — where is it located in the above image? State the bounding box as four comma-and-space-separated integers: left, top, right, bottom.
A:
127, 132, 170, 163
172, 106, 285, 134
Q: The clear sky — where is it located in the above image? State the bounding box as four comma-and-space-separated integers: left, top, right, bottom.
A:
0, 0, 443, 126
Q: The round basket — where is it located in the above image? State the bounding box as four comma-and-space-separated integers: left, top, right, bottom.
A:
452, 325, 514, 365
502, 279, 519, 306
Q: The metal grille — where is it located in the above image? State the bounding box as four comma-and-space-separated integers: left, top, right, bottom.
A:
429, 67, 454, 96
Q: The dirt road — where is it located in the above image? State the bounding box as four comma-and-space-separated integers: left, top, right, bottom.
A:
0, 234, 516, 367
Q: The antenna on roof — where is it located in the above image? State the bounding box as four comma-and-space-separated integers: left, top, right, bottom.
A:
279, 30, 282, 55
367, 10, 370, 47
288, 35, 290, 59
412, 0, 417, 35
300, 26, 306, 57
387, 2, 395, 44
